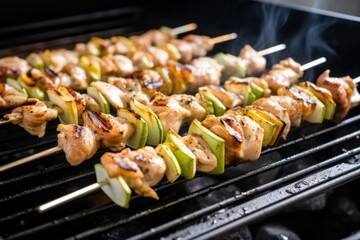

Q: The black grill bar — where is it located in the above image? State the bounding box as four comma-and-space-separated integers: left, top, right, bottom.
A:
156, 152, 360, 240
1, 123, 359, 239
29, 131, 357, 240
195, 159, 360, 240
262, 114, 360, 155
129, 147, 360, 240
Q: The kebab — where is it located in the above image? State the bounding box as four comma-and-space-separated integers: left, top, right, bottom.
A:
0, 56, 322, 138
0, 50, 293, 143
0, 42, 286, 135
0, 58, 329, 173
37, 69, 360, 211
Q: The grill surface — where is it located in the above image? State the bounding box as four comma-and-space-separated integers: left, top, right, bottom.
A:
0, 1, 360, 239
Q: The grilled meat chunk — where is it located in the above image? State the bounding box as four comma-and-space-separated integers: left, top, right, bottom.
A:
170, 94, 207, 122
140, 29, 172, 46
182, 35, 214, 58
261, 58, 303, 93
277, 87, 316, 118
239, 44, 266, 76
28, 49, 78, 73
131, 69, 164, 97
121, 147, 166, 187
317, 70, 358, 122
5, 98, 58, 137
183, 134, 217, 172
0, 57, 30, 80
253, 97, 291, 140
62, 64, 88, 90
101, 147, 166, 200
144, 46, 170, 66
82, 93, 101, 112
185, 57, 222, 94
202, 112, 263, 165
57, 124, 100, 165
148, 92, 206, 135
101, 55, 134, 77
207, 85, 243, 108
169, 39, 193, 63
0, 83, 28, 109
269, 95, 302, 127
107, 77, 151, 104
83, 110, 135, 151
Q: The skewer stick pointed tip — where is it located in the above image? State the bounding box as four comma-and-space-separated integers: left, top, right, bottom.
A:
170, 23, 198, 36
353, 76, 360, 84
37, 180, 108, 213
0, 119, 13, 125
211, 33, 238, 45
0, 146, 62, 173
0, 114, 22, 125
300, 57, 327, 71
257, 44, 287, 56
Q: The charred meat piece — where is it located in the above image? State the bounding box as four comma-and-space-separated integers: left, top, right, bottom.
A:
269, 95, 302, 127
121, 147, 166, 187
202, 112, 263, 165
317, 70, 358, 122
82, 110, 135, 151
107, 76, 151, 104
62, 64, 88, 91
253, 97, 291, 140
182, 34, 214, 58
5, 98, 58, 137
207, 85, 243, 108
143, 46, 169, 66
239, 44, 266, 76
100, 55, 134, 77
169, 39, 193, 63
140, 29, 172, 46
277, 87, 316, 119
28, 49, 78, 73
148, 92, 191, 135
171, 94, 207, 122
57, 124, 100, 165
185, 57, 222, 94
261, 58, 303, 93
131, 69, 164, 97
183, 134, 217, 172
0, 57, 30, 80
148, 92, 206, 134
82, 93, 101, 112
30, 68, 62, 90
101, 147, 166, 200
0, 83, 28, 109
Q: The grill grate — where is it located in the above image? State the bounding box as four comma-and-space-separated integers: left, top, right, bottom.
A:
1, 1, 360, 239
1, 108, 359, 239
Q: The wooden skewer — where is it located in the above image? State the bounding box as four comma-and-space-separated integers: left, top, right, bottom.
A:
170, 23, 197, 36
38, 179, 108, 213
210, 33, 238, 45
300, 57, 326, 71
34, 57, 332, 212
0, 57, 327, 173
0, 115, 22, 125
0, 146, 62, 172
257, 44, 287, 56
353, 76, 360, 84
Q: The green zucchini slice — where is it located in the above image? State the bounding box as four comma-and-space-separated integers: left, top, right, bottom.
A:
188, 119, 225, 174
130, 99, 164, 146
156, 143, 181, 183
165, 129, 196, 179
117, 108, 148, 149
94, 163, 131, 208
